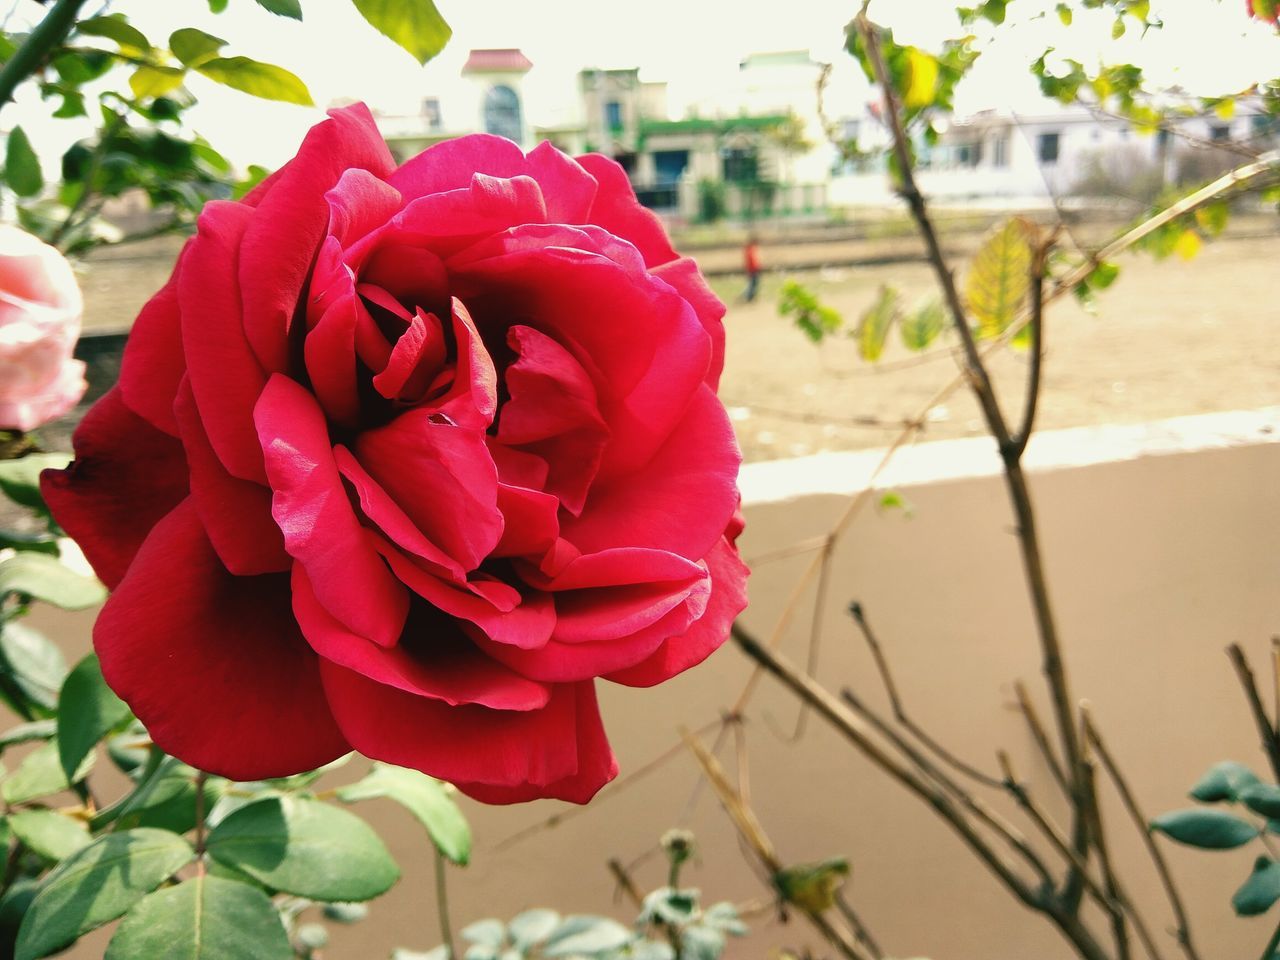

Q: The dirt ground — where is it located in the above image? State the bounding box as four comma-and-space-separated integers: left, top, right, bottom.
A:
73, 225, 1280, 464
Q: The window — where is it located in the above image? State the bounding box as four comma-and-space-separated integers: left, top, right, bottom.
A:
604, 101, 623, 132
722, 146, 758, 183
1037, 131, 1061, 164
1210, 124, 1231, 142
421, 97, 442, 131
483, 84, 522, 142
992, 134, 1008, 168
954, 142, 982, 168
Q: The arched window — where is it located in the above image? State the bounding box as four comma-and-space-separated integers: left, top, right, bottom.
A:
483, 85, 522, 142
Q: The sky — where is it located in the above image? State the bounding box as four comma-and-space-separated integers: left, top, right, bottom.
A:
8, 0, 1278, 170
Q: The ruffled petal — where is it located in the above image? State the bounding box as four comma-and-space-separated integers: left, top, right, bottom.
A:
254, 374, 409, 647
40, 387, 187, 589
117, 245, 189, 436
320, 667, 615, 803
575, 153, 677, 267
292, 564, 549, 711
651, 257, 727, 390
95, 499, 348, 779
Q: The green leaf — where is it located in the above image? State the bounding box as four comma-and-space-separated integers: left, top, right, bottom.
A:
855, 285, 898, 363
1195, 201, 1230, 237
255, 0, 303, 18
508, 910, 560, 950
5, 127, 43, 199
775, 857, 851, 911
208, 0, 229, 11
0, 624, 67, 713
542, 916, 633, 958
1234, 856, 1280, 916
57, 654, 130, 782
0, 720, 56, 749
1189, 761, 1260, 802
965, 217, 1033, 339
1150, 808, 1259, 850
350, 0, 452, 64
0, 455, 69, 512
4, 741, 93, 805
129, 65, 185, 100
195, 57, 312, 105
77, 15, 150, 53
900, 300, 946, 352
1087, 260, 1121, 290
206, 796, 399, 901
105, 874, 292, 960
169, 28, 227, 67
0, 553, 106, 610
15, 829, 193, 960
1241, 784, 1280, 820
1112, 16, 1126, 38
1173, 229, 1202, 261
338, 763, 471, 865
8, 809, 90, 862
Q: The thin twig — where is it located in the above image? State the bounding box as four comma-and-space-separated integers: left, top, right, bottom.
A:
434, 848, 457, 960
1227, 644, 1280, 783
791, 539, 835, 739
607, 858, 644, 910
1012, 235, 1052, 458
1013, 680, 1071, 798
849, 601, 1005, 789
1079, 759, 1133, 960
835, 895, 885, 960
1083, 707, 1202, 960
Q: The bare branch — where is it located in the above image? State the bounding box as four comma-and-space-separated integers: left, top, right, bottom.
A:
1083, 707, 1202, 960
1012, 233, 1054, 459
1014, 680, 1070, 798
1227, 644, 1280, 783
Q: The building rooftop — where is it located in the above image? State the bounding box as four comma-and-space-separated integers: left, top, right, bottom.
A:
462, 49, 533, 73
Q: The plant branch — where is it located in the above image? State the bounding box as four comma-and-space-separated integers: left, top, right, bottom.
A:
1012, 236, 1052, 458
434, 847, 457, 960
1014, 680, 1070, 798
1227, 644, 1280, 783
1261, 914, 1280, 960
0, 0, 91, 113
607, 857, 644, 910
732, 622, 1111, 960
1083, 708, 1202, 960
848, 601, 1005, 790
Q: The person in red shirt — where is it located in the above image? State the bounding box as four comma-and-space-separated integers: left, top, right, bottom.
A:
743, 233, 762, 303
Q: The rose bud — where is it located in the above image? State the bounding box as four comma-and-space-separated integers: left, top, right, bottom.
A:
42, 104, 748, 804
0, 225, 86, 432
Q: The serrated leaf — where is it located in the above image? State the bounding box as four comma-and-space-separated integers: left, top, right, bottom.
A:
461, 919, 506, 948
129, 64, 185, 100
255, 0, 303, 18
57, 654, 130, 782
195, 57, 312, 105
169, 28, 227, 68
15, 829, 193, 960
903, 48, 940, 109
0, 553, 105, 610
965, 218, 1032, 339
77, 15, 149, 53
4, 741, 93, 805
207, 796, 398, 901
338, 763, 471, 865
1233, 856, 1280, 916
900, 300, 946, 352
1151, 808, 1259, 849
0, 455, 69, 512
703, 902, 747, 936
508, 910, 560, 949
542, 916, 633, 958
855, 286, 898, 362
8, 809, 89, 861
681, 924, 725, 960
104, 874, 292, 960
5, 127, 42, 198
0, 624, 67, 713
351, 0, 452, 64
1190, 761, 1260, 802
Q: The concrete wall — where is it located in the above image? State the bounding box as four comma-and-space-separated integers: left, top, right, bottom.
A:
47, 408, 1280, 959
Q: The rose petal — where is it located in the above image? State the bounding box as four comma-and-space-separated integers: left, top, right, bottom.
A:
371, 309, 446, 402
95, 499, 348, 779
118, 245, 188, 436
255, 374, 409, 647
525, 142, 598, 222
606, 535, 748, 686
174, 377, 287, 576
240, 103, 395, 374
180, 200, 269, 483
320, 666, 615, 803
389, 134, 528, 199
562, 385, 740, 561
292, 564, 549, 710
40, 387, 187, 589
355, 404, 503, 572
575, 153, 678, 267
651, 257, 727, 390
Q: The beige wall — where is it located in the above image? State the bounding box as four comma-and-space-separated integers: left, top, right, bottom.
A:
48, 409, 1280, 959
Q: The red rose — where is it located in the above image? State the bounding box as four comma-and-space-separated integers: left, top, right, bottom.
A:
42, 105, 747, 804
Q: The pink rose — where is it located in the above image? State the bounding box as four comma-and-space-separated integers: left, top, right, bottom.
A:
0, 226, 85, 431
43, 105, 747, 804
